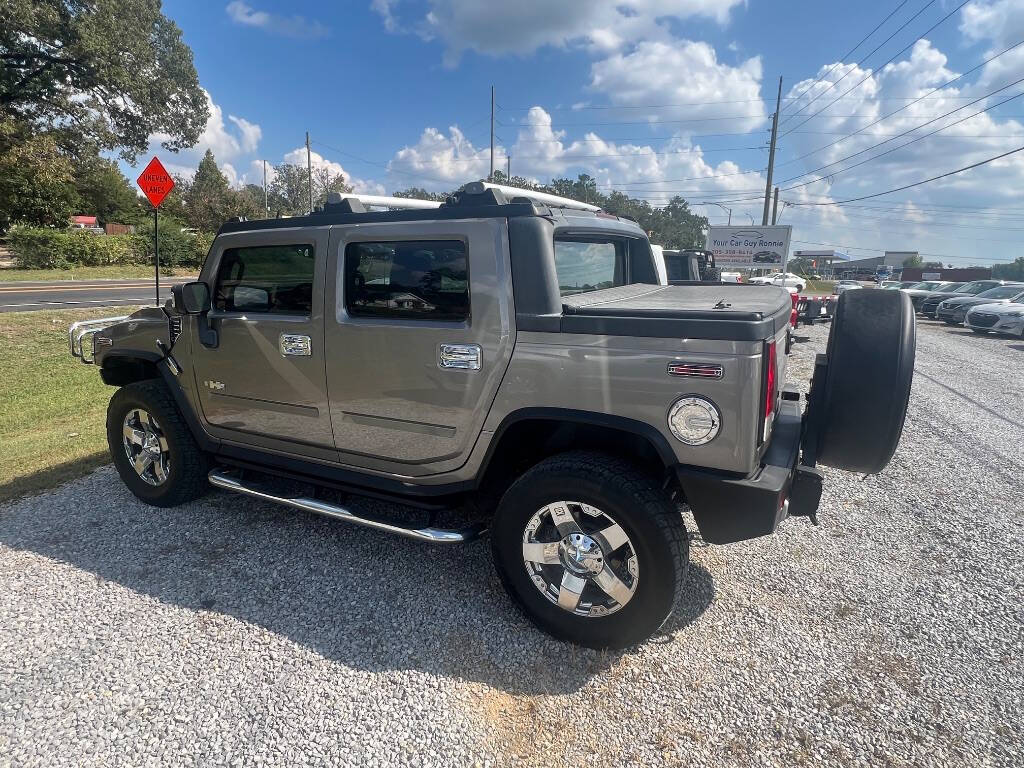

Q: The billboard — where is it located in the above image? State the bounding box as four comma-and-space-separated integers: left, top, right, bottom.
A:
706, 225, 792, 268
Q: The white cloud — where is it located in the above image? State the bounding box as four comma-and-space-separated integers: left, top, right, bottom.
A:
588, 40, 765, 131
138, 90, 263, 187
226, 1, 329, 39
228, 115, 261, 153
281, 147, 386, 195
960, 0, 1024, 88
375, 0, 743, 66
388, 126, 505, 186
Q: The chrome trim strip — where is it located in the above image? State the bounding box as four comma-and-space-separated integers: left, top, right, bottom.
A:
68, 316, 128, 360
208, 469, 484, 543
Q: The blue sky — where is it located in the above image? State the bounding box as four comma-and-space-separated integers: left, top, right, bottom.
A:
131, 1, 1024, 265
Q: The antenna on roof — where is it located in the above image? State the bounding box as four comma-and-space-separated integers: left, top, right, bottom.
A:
327, 192, 442, 211
461, 181, 601, 213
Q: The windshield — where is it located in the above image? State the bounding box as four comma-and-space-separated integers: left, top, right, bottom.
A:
912, 281, 942, 290
936, 282, 965, 293
959, 281, 995, 294
976, 285, 1024, 299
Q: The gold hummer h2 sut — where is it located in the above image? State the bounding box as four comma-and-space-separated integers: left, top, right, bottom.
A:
69, 182, 915, 647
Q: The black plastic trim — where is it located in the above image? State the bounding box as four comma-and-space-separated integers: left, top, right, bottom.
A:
214, 442, 475, 498
157, 361, 220, 453
676, 398, 804, 544
480, 407, 679, 470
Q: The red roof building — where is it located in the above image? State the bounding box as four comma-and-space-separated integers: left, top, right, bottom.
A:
71, 215, 98, 227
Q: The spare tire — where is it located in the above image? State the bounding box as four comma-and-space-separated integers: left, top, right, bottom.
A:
814, 289, 915, 474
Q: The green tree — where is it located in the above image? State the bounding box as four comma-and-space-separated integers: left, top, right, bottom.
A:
992, 256, 1024, 281
73, 157, 145, 224
236, 183, 269, 219
182, 150, 233, 231
0, 0, 208, 162
0, 121, 75, 231
902, 254, 923, 268
269, 163, 353, 216
393, 187, 449, 202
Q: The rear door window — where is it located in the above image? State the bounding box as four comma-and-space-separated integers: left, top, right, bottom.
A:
554, 238, 627, 296
213, 244, 315, 314
344, 240, 469, 321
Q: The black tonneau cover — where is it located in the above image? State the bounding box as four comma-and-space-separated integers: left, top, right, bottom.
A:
556, 283, 792, 341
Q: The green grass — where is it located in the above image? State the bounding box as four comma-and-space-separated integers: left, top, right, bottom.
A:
0, 264, 197, 282
804, 279, 836, 296
0, 307, 145, 502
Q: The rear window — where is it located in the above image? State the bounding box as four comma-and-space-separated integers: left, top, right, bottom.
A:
344, 240, 469, 321
554, 238, 627, 296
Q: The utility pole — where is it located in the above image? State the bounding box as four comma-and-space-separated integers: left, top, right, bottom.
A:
263, 159, 268, 217
763, 75, 782, 226
306, 131, 313, 213
489, 86, 495, 181
771, 187, 779, 225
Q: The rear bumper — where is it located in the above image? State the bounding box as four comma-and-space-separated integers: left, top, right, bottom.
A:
676, 396, 819, 544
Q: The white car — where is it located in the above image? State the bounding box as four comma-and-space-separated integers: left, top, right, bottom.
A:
749, 272, 805, 291
720, 271, 742, 283
964, 299, 1024, 336
833, 280, 864, 295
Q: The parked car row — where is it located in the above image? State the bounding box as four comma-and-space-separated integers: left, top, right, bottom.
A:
903, 279, 1024, 337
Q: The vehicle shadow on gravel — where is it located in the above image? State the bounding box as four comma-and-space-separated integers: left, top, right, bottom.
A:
0, 468, 715, 696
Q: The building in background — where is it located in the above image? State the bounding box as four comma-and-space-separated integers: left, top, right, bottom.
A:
791, 249, 851, 278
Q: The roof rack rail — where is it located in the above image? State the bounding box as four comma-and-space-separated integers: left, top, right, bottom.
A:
326, 192, 441, 211
460, 181, 601, 213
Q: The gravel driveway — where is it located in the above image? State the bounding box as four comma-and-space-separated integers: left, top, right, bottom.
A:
2, 321, 1022, 767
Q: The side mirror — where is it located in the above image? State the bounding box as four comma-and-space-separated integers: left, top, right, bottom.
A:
172, 281, 219, 349
174, 281, 211, 314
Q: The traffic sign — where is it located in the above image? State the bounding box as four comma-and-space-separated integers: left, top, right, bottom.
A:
136, 156, 174, 208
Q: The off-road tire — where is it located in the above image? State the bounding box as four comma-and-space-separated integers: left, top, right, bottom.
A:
106, 380, 209, 507
491, 450, 689, 649
815, 288, 915, 474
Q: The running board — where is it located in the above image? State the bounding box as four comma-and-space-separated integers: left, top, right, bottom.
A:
208, 469, 485, 544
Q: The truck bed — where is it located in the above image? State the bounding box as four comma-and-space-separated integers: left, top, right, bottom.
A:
557, 283, 792, 341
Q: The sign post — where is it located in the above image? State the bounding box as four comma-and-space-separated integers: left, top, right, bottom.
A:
136, 157, 175, 306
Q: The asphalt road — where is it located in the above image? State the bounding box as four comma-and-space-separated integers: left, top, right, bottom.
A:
0, 278, 187, 313
1, 320, 1022, 766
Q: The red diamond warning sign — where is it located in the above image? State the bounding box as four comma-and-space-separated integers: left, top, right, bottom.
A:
136, 156, 175, 208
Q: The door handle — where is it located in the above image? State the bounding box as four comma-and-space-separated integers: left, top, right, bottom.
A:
438, 343, 481, 370
279, 334, 312, 356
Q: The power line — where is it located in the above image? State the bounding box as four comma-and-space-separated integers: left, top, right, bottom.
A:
780, 0, 912, 122
495, 93, 995, 112
512, 146, 768, 159
781, 0, 972, 138
775, 38, 1024, 171
777, 80, 1024, 190
789, 144, 1024, 206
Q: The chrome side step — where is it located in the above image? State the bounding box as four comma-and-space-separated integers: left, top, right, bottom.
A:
208, 469, 485, 544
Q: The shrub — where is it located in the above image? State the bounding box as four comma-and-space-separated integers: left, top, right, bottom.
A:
133, 217, 211, 270
8, 223, 213, 271
8, 227, 142, 269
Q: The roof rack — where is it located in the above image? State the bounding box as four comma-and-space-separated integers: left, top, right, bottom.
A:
326, 192, 441, 212
460, 181, 601, 213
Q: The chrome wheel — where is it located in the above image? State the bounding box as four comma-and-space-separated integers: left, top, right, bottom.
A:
122, 408, 169, 486
522, 501, 639, 617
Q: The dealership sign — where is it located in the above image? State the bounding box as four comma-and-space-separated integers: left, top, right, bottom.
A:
706, 225, 792, 267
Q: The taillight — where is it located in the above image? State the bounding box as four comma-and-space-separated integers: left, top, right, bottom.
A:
760, 339, 778, 444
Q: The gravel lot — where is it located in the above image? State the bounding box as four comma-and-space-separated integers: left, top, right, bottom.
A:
2, 320, 1023, 767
